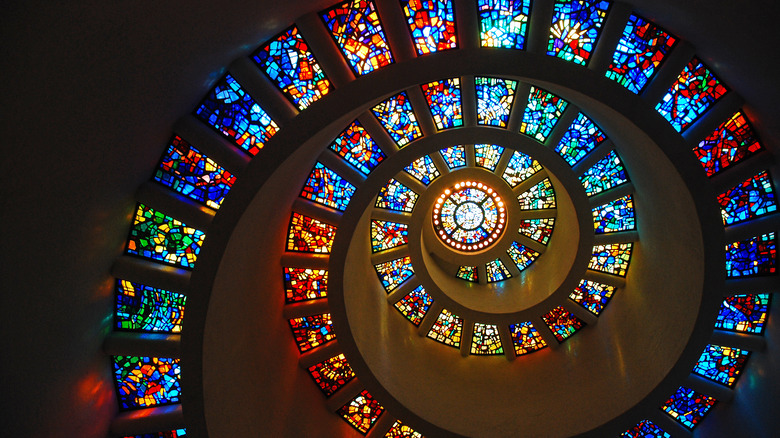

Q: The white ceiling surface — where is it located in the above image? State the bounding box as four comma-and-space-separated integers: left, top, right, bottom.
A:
3, 1, 779, 436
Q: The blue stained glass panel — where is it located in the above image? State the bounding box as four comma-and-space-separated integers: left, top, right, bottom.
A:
401, 0, 458, 55
375, 256, 414, 292
555, 113, 606, 167
478, 0, 532, 49
376, 179, 419, 212
320, 0, 394, 75
115, 280, 186, 333
372, 92, 423, 147
661, 386, 716, 429
475, 76, 517, 127
475, 144, 504, 171
621, 419, 670, 438
656, 58, 728, 132
692, 344, 749, 387
725, 232, 776, 278
715, 294, 770, 334
502, 150, 542, 187
718, 171, 777, 226
329, 121, 385, 175
592, 194, 635, 234
569, 279, 615, 315
422, 78, 463, 129
440, 145, 467, 169
606, 14, 676, 94
404, 155, 440, 185
520, 86, 569, 142
580, 150, 628, 196
547, 0, 610, 65
300, 162, 356, 211
486, 258, 512, 282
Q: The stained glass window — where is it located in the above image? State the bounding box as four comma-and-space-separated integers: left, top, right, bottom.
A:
542, 306, 585, 342
478, 0, 531, 49
592, 194, 635, 234
385, 421, 423, 438
621, 419, 670, 438
371, 220, 409, 252
320, 0, 394, 76
656, 58, 728, 132
126, 204, 205, 269
717, 171, 777, 226
401, 0, 457, 55
251, 26, 331, 109
457, 265, 479, 282
283, 267, 328, 303
569, 279, 615, 316
555, 113, 606, 167
474, 144, 504, 171
300, 162, 356, 211
288, 313, 335, 352
606, 14, 676, 94
725, 232, 776, 278
517, 178, 556, 209
375, 256, 415, 293
507, 242, 540, 271
329, 121, 386, 175
376, 179, 419, 212
286, 212, 337, 253
715, 294, 770, 334
520, 86, 569, 142
661, 386, 716, 429
337, 390, 384, 434
125, 430, 187, 438
486, 258, 512, 282
502, 150, 543, 187
154, 136, 235, 210
422, 78, 463, 129
440, 145, 467, 169
427, 309, 463, 347
475, 76, 518, 127
113, 356, 181, 410
589, 243, 632, 276
547, 0, 610, 65
580, 150, 628, 196
307, 354, 355, 396
693, 344, 750, 387
394, 284, 434, 325
518, 218, 555, 245
509, 322, 547, 355
471, 323, 504, 355
404, 155, 440, 185
372, 92, 423, 147
115, 280, 186, 333
194, 74, 279, 156
694, 111, 763, 177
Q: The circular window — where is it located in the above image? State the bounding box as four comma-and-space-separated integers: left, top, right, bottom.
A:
432, 181, 506, 251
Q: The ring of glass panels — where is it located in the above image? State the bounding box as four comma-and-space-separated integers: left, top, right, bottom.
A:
433, 181, 506, 251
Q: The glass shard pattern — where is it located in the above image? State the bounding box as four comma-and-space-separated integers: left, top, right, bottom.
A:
509, 322, 547, 355
283, 267, 328, 303
321, 0, 394, 76
194, 74, 279, 156
338, 390, 384, 434
725, 232, 776, 278
457, 265, 479, 282
113, 356, 181, 410
329, 121, 386, 175
427, 309, 463, 347
126, 204, 205, 269
371, 220, 409, 252
402, 0, 457, 55
385, 421, 424, 438
154, 136, 235, 210
422, 78, 463, 130
718, 171, 777, 226
115, 280, 186, 333
580, 150, 628, 196
694, 111, 763, 177
307, 354, 355, 397
286, 212, 337, 253
661, 386, 716, 429
606, 14, 676, 94
475, 144, 505, 171
404, 155, 440, 185
252, 26, 331, 109
715, 294, 770, 334
471, 323, 504, 355
518, 218, 555, 245
555, 113, 606, 167
300, 162, 356, 211
478, 0, 532, 49
486, 258, 512, 282
376, 179, 419, 212
475, 76, 518, 127
592, 194, 636, 234
372, 92, 423, 147
621, 419, 671, 438
589, 243, 632, 276
375, 256, 415, 293
520, 86, 569, 142
547, 0, 610, 65
656, 58, 728, 132
394, 284, 434, 326
507, 241, 540, 271
502, 150, 543, 187
569, 279, 616, 316
288, 313, 335, 352
517, 178, 556, 210
542, 306, 585, 342
693, 344, 749, 387
440, 145, 467, 169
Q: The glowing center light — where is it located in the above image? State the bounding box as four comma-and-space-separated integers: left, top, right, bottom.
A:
432, 181, 506, 252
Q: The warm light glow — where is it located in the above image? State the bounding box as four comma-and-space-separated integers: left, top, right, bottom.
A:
432, 181, 506, 251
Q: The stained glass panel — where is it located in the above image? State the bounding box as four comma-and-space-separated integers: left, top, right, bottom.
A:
606, 14, 676, 94
621, 419, 670, 438
307, 354, 355, 397
283, 267, 328, 303
475, 144, 505, 171
725, 232, 776, 278
402, 0, 457, 55
394, 284, 434, 326
286, 212, 337, 253
554, 113, 606, 167
252, 26, 330, 109
547, 0, 610, 65
507, 241, 540, 271
372, 92, 423, 147
194, 74, 279, 156
592, 194, 635, 234
694, 111, 763, 177
320, 0, 394, 75
656, 58, 728, 132
115, 280, 185, 333
478, 0, 531, 49
518, 218, 555, 245
580, 150, 628, 196
385, 421, 424, 438
422, 78, 463, 129
589, 243, 632, 276
569, 279, 615, 316
125, 430, 187, 438
113, 356, 180, 410
440, 145, 467, 169
471, 323, 504, 355
715, 294, 770, 334
717, 171, 777, 226
154, 136, 235, 210
300, 162, 356, 211
457, 265, 479, 282
376, 179, 419, 212
693, 344, 749, 387
475, 76, 517, 127
375, 256, 415, 293
427, 309, 463, 347
371, 220, 409, 252
486, 258, 512, 282
509, 322, 547, 355
517, 178, 556, 210
329, 121, 386, 175
520, 86, 568, 142
337, 390, 384, 434
404, 155, 440, 184
661, 386, 716, 429
542, 306, 585, 342
502, 150, 543, 187
288, 313, 335, 352
126, 204, 205, 269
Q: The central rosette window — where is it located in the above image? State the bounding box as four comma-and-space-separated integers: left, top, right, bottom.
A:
433, 181, 506, 251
